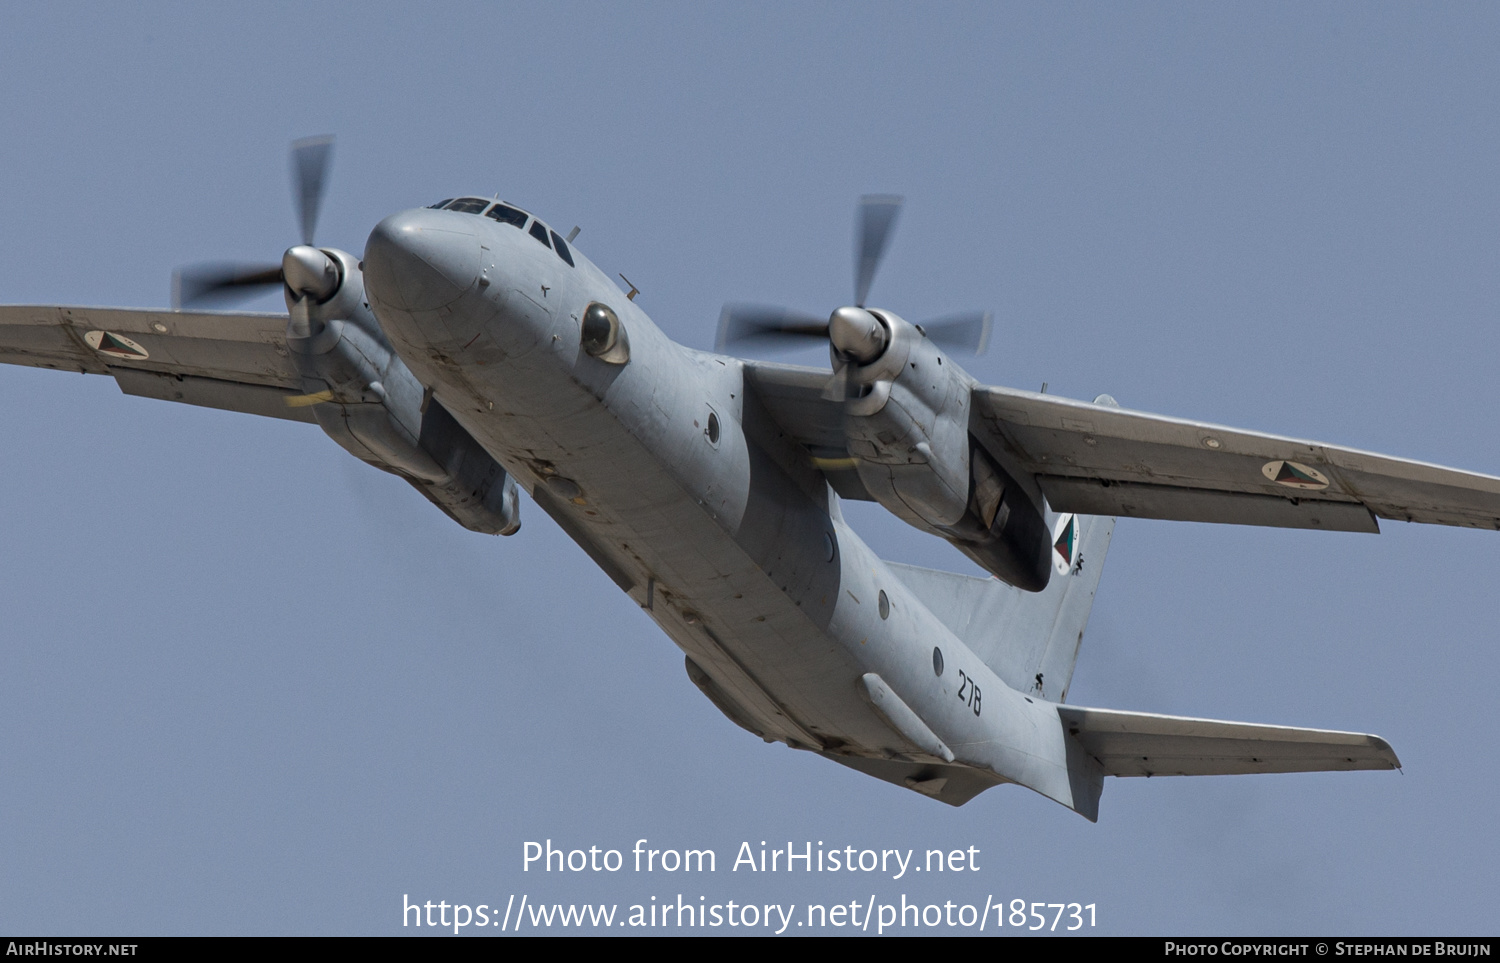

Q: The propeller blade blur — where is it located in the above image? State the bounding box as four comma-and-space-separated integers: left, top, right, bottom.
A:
919, 310, 992, 355
172, 262, 283, 310
716, 304, 829, 352
291, 134, 334, 247
854, 194, 902, 307
820, 363, 851, 401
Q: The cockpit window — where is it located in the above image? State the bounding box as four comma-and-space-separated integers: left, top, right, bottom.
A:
550, 230, 575, 267
528, 219, 552, 249
485, 204, 528, 229
428, 198, 455, 209
443, 197, 491, 214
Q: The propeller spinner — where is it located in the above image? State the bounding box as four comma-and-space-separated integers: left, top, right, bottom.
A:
172, 135, 342, 310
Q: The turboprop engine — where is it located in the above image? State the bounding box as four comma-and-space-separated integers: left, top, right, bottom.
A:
717, 194, 1053, 591
833, 306, 1052, 591
172, 136, 521, 536
281, 247, 521, 535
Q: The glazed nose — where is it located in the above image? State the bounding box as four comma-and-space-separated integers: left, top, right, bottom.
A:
363, 209, 480, 312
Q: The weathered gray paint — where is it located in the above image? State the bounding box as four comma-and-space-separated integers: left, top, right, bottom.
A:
3, 195, 1490, 818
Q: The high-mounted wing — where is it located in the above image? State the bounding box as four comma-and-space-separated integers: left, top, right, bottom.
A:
742, 356, 1500, 534
0, 304, 523, 536
741, 359, 876, 501
972, 385, 1500, 533
0, 304, 315, 422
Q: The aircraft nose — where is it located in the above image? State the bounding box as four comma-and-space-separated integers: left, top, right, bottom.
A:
364, 209, 481, 312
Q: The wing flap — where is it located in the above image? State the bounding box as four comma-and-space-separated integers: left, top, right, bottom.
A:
112, 368, 316, 424
1057, 705, 1400, 777
1041, 477, 1380, 532
974, 385, 1500, 530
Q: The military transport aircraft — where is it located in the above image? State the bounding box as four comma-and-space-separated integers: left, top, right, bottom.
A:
5, 138, 1498, 820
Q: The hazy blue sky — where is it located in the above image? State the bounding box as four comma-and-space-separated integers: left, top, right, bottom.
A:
2, 2, 1498, 936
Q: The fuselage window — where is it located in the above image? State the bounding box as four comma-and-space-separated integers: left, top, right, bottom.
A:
550, 230, 575, 267
528, 219, 553, 248
444, 197, 491, 214
486, 204, 528, 229
428, 198, 455, 210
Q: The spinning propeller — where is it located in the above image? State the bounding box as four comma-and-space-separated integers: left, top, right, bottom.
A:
172, 136, 342, 310
716, 195, 991, 389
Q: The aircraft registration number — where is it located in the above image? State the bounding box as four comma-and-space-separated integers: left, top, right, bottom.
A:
955, 670, 982, 716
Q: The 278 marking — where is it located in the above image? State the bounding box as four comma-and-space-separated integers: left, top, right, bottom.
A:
955, 670, 982, 716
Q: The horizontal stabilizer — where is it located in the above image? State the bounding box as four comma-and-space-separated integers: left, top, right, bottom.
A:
1057, 705, 1400, 777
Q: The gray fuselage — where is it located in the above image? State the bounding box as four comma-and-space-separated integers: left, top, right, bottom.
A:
359, 206, 1077, 805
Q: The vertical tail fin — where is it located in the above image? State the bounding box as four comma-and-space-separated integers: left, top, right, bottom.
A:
887, 512, 1114, 701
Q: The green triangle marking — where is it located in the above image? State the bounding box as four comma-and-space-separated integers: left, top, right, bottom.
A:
99, 332, 144, 358
1276, 462, 1319, 485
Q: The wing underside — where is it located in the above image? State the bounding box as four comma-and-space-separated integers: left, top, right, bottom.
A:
973, 385, 1500, 532
0, 305, 314, 422
739, 357, 1500, 533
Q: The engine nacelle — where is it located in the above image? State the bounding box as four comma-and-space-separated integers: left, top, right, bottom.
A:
285, 248, 520, 535
948, 441, 1052, 591
842, 309, 1051, 591
845, 311, 970, 528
